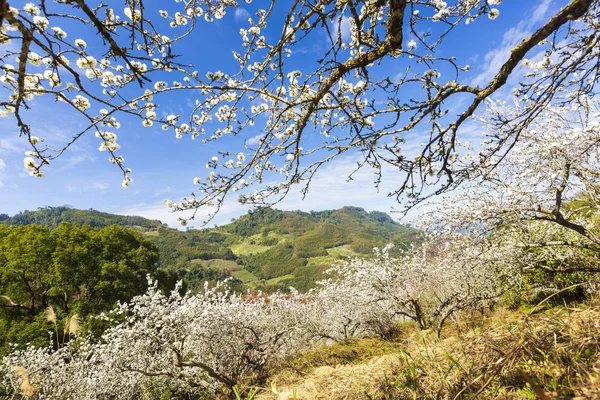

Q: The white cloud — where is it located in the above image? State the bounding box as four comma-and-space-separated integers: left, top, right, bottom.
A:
234, 8, 250, 22
63, 153, 95, 168
0, 137, 26, 154
274, 155, 418, 222
333, 15, 351, 42
67, 181, 109, 192
246, 134, 263, 146
117, 200, 250, 230
0, 158, 5, 188
471, 0, 553, 87
152, 186, 172, 197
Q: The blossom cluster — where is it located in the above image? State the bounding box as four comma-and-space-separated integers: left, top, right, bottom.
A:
421, 97, 600, 281
1, 0, 242, 185
0, 0, 523, 225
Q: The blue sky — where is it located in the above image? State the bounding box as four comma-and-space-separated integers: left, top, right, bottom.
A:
0, 0, 558, 228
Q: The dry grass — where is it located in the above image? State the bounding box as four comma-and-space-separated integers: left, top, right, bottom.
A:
266, 354, 401, 400
257, 298, 600, 399
12, 366, 36, 398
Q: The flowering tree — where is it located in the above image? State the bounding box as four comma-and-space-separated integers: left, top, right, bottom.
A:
307, 254, 398, 341
0, 0, 598, 223
309, 235, 514, 338
422, 97, 600, 282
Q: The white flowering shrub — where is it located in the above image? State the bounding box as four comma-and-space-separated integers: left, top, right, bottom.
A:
311, 236, 515, 338
306, 254, 398, 341
0, 279, 314, 398
1, 1, 598, 223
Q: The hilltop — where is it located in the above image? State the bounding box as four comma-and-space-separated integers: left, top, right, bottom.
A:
0, 206, 164, 230
1, 206, 420, 292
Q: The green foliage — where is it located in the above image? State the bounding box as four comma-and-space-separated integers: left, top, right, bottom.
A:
3, 206, 163, 229
0, 223, 160, 355
152, 227, 236, 268
294, 225, 348, 258
221, 206, 421, 287
243, 243, 307, 279
230, 241, 273, 256
221, 207, 285, 236
511, 268, 593, 307
270, 264, 329, 293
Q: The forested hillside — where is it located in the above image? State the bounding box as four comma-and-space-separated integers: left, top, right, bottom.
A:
0, 206, 164, 229
2, 206, 420, 292
217, 207, 420, 291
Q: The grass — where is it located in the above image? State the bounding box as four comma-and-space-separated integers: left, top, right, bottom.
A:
230, 242, 274, 256
306, 255, 339, 268
188, 259, 241, 271
231, 269, 259, 282
256, 298, 600, 400
230, 232, 297, 257
265, 274, 295, 285
304, 246, 357, 269
326, 245, 358, 258
276, 338, 402, 372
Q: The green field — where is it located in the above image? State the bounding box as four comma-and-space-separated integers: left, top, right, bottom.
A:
230, 242, 274, 256
266, 274, 295, 285
305, 246, 356, 269
326, 245, 358, 257
231, 268, 259, 282
189, 259, 241, 271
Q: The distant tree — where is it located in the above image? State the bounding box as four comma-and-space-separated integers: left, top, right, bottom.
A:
2, 206, 163, 229
0, 224, 55, 315
0, 1, 598, 223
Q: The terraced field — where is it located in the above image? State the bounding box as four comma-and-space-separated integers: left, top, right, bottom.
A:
189, 259, 241, 271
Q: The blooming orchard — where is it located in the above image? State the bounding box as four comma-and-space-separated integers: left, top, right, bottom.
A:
0, 233, 515, 398
314, 236, 518, 337
0, 1, 598, 223
0, 279, 314, 398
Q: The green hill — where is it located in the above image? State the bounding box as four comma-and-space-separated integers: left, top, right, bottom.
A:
216, 207, 420, 291
1, 206, 421, 292
0, 206, 163, 230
